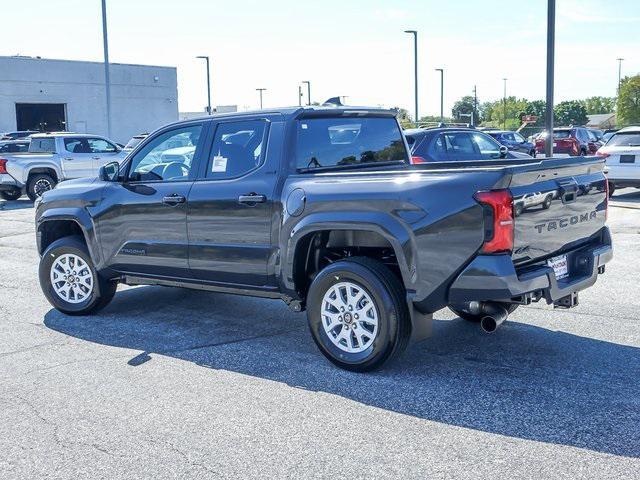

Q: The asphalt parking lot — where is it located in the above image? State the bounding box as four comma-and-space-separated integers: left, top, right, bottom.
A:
1, 191, 639, 479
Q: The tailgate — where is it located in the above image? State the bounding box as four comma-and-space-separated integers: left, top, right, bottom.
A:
508, 158, 607, 265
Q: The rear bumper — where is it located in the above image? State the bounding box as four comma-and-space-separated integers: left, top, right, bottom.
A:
0, 174, 21, 191
449, 227, 613, 305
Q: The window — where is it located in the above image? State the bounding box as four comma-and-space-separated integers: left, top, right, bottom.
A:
442, 132, 477, 160
0, 142, 29, 153
207, 120, 267, 178
607, 132, 640, 147
29, 138, 56, 153
428, 135, 448, 161
64, 138, 90, 153
296, 117, 407, 170
513, 132, 526, 143
503, 133, 515, 142
87, 138, 117, 153
128, 125, 202, 182
553, 130, 572, 139
471, 133, 501, 159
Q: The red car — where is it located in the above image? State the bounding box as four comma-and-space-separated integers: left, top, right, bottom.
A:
535, 127, 593, 156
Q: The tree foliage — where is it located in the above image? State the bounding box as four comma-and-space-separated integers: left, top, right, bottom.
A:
554, 100, 588, 126
580, 96, 616, 115
617, 75, 640, 125
451, 96, 480, 125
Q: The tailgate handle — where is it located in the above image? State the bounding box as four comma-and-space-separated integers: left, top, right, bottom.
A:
558, 181, 578, 204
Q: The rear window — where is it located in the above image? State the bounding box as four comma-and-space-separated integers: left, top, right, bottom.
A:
553, 130, 572, 139
607, 132, 640, 147
29, 138, 56, 153
296, 117, 408, 170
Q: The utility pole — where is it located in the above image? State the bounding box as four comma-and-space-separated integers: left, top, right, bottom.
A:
404, 30, 418, 125
196, 56, 212, 114
435, 69, 444, 122
100, 0, 112, 139
617, 58, 624, 94
545, 0, 556, 158
502, 78, 507, 130
472, 85, 477, 127
256, 88, 266, 109
302, 80, 311, 105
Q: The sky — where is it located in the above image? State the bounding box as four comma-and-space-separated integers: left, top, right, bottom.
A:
1, 0, 639, 118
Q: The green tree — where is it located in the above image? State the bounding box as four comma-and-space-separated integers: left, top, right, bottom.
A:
451, 95, 480, 125
617, 75, 640, 125
580, 96, 616, 115
554, 100, 588, 126
394, 107, 413, 128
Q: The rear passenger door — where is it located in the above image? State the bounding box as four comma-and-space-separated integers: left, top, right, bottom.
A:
61, 137, 95, 178
187, 117, 280, 287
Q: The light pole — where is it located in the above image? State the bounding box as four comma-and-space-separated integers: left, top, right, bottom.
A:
100, 0, 112, 138
196, 56, 212, 114
404, 30, 418, 125
472, 85, 477, 126
435, 68, 444, 122
302, 80, 311, 105
545, 0, 556, 158
502, 77, 507, 130
256, 88, 266, 109
298, 85, 303, 106
617, 57, 624, 94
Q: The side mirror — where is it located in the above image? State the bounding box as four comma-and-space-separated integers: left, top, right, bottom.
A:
499, 145, 509, 158
99, 161, 120, 182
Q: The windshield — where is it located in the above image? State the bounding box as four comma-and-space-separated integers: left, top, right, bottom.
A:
606, 132, 640, 147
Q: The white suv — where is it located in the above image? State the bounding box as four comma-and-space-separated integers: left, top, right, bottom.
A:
597, 126, 640, 196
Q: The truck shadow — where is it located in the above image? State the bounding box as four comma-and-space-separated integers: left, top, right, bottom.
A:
0, 199, 33, 211
611, 188, 640, 206
44, 285, 640, 458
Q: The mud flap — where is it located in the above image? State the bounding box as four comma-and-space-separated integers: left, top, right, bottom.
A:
408, 298, 432, 342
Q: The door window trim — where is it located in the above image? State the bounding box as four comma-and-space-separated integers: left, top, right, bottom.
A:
195, 118, 271, 182
122, 121, 207, 185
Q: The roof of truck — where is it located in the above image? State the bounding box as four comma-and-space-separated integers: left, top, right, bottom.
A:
177, 106, 398, 123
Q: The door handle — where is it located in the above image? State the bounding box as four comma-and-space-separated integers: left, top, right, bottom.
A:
92, 156, 101, 160
238, 193, 266, 205
162, 194, 186, 206
64, 157, 73, 161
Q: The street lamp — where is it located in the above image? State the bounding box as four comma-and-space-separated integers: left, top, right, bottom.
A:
617, 58, 624, 94
545, 0, 556, 157
435, 68, 444, 122
302, 80, 311, 105
100, 0, 112, 138
256, 88, 267, 109
404, 30, 418, 125
502, 77, 507, 130
196, 56, 212, 114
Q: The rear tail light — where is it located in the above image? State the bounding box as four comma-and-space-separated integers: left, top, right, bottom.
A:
0, 159, 7, 174
410, 155, 427, 164
474, 189, 514, 254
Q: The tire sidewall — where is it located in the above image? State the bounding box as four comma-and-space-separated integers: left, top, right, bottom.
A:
307, 261, 400, 370
39, 238, 103, 314
28, 174, 56, 200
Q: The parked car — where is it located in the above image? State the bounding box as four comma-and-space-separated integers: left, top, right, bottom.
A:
485, 130, 537, 157
586, 129, 604, 153
34, 107, 611, 371
596, 126, 640, 196
123, 133, 149, 152
405, 127, 532, 163
0, 140, 30, 153
0, 133, 127, 200
0, 130, 39, 140
535, 127, 592, 156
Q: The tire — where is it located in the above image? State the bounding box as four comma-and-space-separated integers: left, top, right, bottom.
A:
306, 257, 411, 372
542, 195, 552, 209
449, 302, 519, 323
530, 149, 536, 158
0, 189, 21, 201
27, 173, 56, 201
39, 235, 117, 315
608, 181, 615, 198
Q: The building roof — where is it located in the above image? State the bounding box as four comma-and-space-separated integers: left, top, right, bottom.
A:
587, 113, 616, 128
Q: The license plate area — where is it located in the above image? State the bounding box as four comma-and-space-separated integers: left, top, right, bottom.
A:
620, 154, 636, 164
548, 255, 569, 280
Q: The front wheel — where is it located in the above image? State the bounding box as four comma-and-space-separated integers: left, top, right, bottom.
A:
306, 257, 411, 372
39, 236, 117, 315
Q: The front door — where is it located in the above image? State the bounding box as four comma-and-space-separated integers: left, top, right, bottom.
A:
97, 123, 205, 278
187, 117, 278, 287
84, 137, 125, 175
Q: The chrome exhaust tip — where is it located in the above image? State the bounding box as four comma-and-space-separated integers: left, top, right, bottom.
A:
479, 303, 510, 334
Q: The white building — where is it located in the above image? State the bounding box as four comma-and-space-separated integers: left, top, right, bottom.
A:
0, 56, 178, 144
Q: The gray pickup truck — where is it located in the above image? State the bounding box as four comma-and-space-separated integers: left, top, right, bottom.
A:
0, 133, 126, 200
34, 107, 612, 371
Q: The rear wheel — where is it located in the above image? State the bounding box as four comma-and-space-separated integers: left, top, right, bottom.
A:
27, 173, 56, 201
529, 149, 537, 158
608, 181, 616, 197
306, 257, 410, 372
39, 236, 117, 315
450, 302, 519, 323
0, 189, 21, 201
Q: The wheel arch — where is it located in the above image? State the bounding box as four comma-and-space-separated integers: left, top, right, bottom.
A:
37, 209, 102, 267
